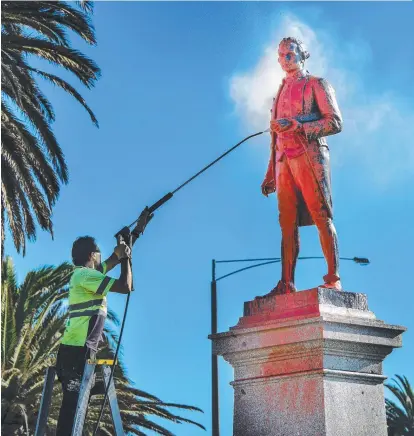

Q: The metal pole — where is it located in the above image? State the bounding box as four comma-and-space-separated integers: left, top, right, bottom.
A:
34, 366, 56, 436
211, 259, 220, 436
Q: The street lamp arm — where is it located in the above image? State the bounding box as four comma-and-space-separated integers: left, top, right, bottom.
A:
216, 256, 369, 264
216, 260, 281, 282
216, 257, 282, 264
215, 256, 369, 282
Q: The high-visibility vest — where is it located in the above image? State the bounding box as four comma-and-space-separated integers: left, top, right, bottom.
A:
60, 263, 115, 347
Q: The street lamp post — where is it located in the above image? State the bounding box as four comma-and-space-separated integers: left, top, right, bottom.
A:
211, 261, 219, 435
210, 256, 369, 436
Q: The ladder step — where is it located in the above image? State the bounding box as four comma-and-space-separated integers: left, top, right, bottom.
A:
87, 359, 117, 365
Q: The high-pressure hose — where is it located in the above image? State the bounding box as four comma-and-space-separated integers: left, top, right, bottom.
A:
92, 112, 320, 433
92, 128, 268, 434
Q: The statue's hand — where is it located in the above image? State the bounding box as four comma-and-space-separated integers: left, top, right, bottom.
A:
270, 118, 292, 134
283, 118, 304, 134
261, 182, 275, 197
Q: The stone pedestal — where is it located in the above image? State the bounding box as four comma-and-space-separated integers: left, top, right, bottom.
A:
210, 288, 406, 436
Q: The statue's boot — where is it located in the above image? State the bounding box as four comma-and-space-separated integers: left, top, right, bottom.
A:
255, 280, 297, 299
270, 280, 297, 295
319, 273, 342, 291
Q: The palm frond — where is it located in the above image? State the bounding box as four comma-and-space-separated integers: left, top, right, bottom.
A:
3, 34, 100, 87
386, 375, 414, 435
27, 67, 99, 126
1, 1, 100, 254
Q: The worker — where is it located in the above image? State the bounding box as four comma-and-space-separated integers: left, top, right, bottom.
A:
55, 208, 152, 435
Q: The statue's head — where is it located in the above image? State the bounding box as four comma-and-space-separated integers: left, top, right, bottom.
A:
278, 37, 310, 73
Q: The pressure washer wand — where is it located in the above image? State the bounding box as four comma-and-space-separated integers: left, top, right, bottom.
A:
126, 128, 269, 229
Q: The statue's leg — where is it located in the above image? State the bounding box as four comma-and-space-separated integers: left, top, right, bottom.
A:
316, 219, 339, 282
276, 156, 300, 290
288, 154, 340, 287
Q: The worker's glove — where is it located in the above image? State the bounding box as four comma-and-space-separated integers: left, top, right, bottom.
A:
132, 207, 154, 238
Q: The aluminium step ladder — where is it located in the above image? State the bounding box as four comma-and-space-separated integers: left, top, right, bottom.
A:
35, 359, 124, 436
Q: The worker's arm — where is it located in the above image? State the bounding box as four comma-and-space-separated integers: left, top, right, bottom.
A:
111, 208, 153, 292
99, 252, 119, 274
79, 243, 131, 295
110, 246, 132, 294
98, 243, 129, 274
110, 262, 132, 294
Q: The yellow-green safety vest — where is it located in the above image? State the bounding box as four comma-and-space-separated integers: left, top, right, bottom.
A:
60, 262, 115, 347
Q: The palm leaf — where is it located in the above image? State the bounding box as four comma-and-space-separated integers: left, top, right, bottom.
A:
1, 1, 100, 254
386, 375, 414, 435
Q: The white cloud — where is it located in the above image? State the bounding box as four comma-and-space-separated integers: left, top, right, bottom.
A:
229, 14, 414, 187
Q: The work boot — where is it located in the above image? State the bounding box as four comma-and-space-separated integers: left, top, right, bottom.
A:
319, 274, 342, 291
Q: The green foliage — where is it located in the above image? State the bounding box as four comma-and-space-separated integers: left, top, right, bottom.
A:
1, 1, 100, 255
1, 258, 205, 435
386, 375, 414, 436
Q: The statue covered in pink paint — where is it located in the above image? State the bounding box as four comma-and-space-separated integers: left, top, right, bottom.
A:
261, 37, 343, 294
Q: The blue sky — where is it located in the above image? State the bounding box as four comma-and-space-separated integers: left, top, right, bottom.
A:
4, 2, 414, 434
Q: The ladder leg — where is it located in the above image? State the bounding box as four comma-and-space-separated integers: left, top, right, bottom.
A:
71, 363, 96, 436
102, 365, 124, 436
35, 366, 56, 436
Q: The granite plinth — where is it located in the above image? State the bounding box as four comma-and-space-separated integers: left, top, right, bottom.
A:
240, 287, 374, 328
210, 288, 406, 436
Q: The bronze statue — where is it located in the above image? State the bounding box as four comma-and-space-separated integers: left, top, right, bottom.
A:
261, 37, 343, 294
